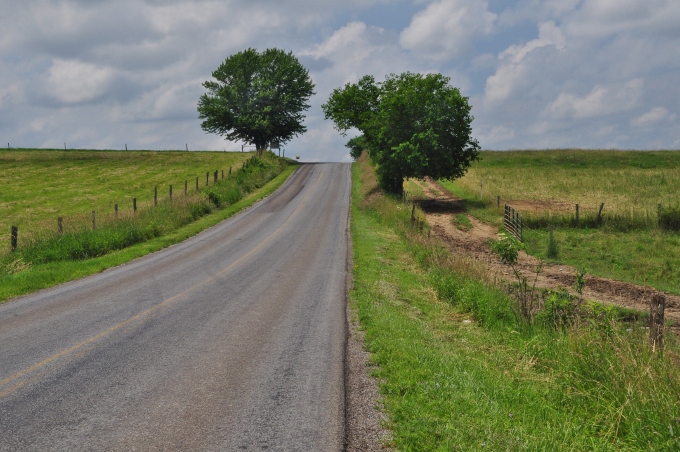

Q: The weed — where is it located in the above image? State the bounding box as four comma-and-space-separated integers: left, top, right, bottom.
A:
489, 232, 543, 323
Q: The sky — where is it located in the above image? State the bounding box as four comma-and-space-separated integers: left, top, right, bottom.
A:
1, 0, 679, 162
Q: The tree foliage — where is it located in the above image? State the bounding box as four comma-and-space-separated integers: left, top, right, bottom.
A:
323, 72, 480, 193
198, 48, 315, 154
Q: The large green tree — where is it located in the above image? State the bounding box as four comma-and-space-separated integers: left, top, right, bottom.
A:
323, 72, 480, 193
198, 48, 315, 155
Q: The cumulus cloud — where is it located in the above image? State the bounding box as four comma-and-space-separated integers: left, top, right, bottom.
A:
546, 79, 644, 120
484, 21, 565, 104
565, 0, 680, 38
48, 59, 115, 104
631, 107, 676, 127
400, 0, 496, 60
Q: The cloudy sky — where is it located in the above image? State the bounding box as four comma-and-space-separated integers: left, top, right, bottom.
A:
1, 0, 679, 161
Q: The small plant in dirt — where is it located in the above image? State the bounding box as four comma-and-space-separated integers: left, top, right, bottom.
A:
489, 232, 543, 323
452, 213, 473, 232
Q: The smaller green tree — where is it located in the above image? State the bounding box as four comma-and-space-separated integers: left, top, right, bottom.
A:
323, 72, 480, 193
198, 48, 315, 155
345, 135, 368, 160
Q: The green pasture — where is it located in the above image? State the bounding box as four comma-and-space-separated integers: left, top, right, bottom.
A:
440, 149, 680, 295
0, 149, 255, 248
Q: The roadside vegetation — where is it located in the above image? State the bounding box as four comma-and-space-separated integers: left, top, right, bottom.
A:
0, 150, 295, 302
351, 152, 680, 450
438, 149, 680, 295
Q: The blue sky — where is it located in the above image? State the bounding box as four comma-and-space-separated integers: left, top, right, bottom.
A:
1, 0, 679, 161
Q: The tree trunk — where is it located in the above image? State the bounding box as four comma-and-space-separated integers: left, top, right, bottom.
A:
255, 142, 266, 157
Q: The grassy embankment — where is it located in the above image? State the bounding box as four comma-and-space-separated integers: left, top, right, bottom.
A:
0, 149, 296, 301
438, 150, 680, 295
351, 153, 680, 450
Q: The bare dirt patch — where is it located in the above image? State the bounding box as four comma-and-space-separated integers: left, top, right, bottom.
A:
413, 178, 680, 324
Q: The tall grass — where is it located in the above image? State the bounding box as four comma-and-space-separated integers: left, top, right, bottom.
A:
352, 152, 680, 450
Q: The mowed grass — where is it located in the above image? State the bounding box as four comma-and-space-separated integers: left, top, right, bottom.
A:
439, 149, 680, 294
0, 149, 255, 248
351, 153, 680, 450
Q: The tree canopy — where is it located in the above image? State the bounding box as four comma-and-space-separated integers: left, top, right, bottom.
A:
323, 72, 480, 193
198, 48, 315, 154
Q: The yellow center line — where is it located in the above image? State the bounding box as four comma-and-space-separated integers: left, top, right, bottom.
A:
0, 165, 326, 398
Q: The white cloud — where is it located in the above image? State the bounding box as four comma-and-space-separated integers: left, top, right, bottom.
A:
400, 0, 496, 60
48, 59, 115, 104
565, 0, 680, 38
546, 78, 644, 120
484, 21, 565, 104
631, 106, 676, 127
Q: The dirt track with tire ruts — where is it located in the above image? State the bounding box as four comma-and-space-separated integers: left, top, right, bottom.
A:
413, 178, 680, 326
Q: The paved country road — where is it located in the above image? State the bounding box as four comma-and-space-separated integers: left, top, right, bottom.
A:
0, 163, 351, 451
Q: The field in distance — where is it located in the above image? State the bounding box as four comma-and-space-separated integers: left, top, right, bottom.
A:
440, 149, 680, 295
0, 149, 255, 248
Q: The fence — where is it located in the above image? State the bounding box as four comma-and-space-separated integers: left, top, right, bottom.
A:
5, 158, 259, 253
504, 204, 523, 242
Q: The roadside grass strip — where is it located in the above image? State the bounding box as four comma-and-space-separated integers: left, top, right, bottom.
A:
350, 155, 680, 451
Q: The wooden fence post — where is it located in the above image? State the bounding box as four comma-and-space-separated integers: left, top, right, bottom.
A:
196, 177, 199, 191
222, 170, 224, 179
497, 196, 500, 211
154, 186, 158, 206
133, 198, 137, 213
597, 203, 604, 226
650, 294, 666, 352
169, 184, 173, 201
58, 217, 63, 234
214, 170, 218, 184
206, 172, 209, 186
185, 180, 188, 195
575, 204, 579, 223
10, 226, 18, 252
91, 211, 96, 230
658, 203, 662, 226
114, 204, 118, 219
229, 167, 232, 175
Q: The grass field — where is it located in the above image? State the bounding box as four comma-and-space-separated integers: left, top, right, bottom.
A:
0, 149, 255, 248
351, 153, 680, 450
439, 149, 680, 294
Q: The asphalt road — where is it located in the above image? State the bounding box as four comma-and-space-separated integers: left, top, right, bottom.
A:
0, 163, 351, 451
